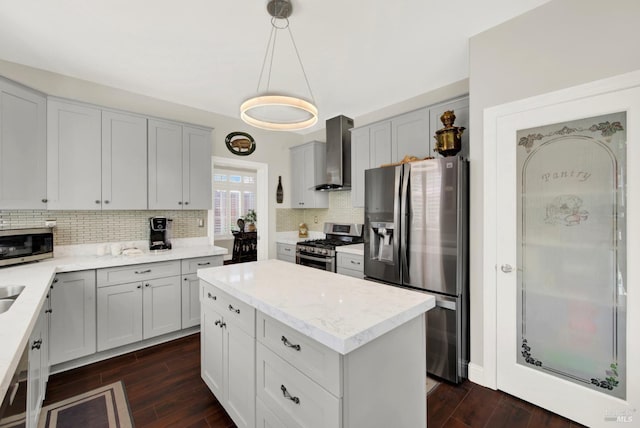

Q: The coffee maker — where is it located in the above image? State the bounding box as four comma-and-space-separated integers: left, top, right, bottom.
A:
149, 216, 172, 251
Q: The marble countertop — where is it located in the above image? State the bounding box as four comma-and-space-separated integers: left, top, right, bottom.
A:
198, 259, 434, 354
0, 243, 227, 405
335, 243, 364, 256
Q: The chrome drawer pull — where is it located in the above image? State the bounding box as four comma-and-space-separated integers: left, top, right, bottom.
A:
280, 384, 300, 404
228, 304, 240, 314
281, 335, 301, 351
350, 260, 361, 265
197, 262, 211, 266
207, 292, 217, 300
135, 269, 151, 274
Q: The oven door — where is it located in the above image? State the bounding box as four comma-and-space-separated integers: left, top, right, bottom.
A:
296, 251, 335, 272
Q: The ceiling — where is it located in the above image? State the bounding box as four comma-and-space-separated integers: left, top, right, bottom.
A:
0, 0, 550, 133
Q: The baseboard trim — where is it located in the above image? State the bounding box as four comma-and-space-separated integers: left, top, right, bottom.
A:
468, 363, 491, 388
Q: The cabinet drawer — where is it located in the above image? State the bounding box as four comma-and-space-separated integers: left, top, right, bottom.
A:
97, 260, 180, 286
336, 253, 363, 271
277, 243, 296, 258
257, 312, 341, 397
201, 281, 255, 337
181, 256, 223, 275
257, 343, 341, 428
336, 267, 364, 279
201, 280, 226, 313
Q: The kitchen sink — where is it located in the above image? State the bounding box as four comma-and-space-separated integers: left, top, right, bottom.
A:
0, 285, 25, 300
0, 299, 14, 314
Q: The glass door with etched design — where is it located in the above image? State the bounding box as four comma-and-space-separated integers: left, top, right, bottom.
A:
515, 113, 626, 399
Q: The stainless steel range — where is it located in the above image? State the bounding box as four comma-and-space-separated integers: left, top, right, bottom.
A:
296, 223, 363, 272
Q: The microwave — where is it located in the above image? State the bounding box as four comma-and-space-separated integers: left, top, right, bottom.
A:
0, 228, 54, 267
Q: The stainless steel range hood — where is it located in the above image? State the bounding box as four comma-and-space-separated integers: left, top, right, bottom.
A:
314, 115, 354, 191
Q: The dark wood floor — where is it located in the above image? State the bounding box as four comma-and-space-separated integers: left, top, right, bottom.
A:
45, 333, 584, 428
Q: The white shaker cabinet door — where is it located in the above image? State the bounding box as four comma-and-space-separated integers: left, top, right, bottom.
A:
182, 273, 201, 329
148, 119, 183, 210
391, 107, 429, 162
369, 121, 392, 169
49, 271, 97, 365
201, 304, 225, 400
224, 322, 255, 428
142, 276, 182, 339
102, 110, 147, 209
0, 79, 47, 209
182, 125, 212, 210
97, 282, 143, 351
47, 99, 102, 210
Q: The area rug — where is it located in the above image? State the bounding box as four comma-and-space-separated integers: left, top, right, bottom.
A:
426, 376, 440, 396
38, 381, 133, 428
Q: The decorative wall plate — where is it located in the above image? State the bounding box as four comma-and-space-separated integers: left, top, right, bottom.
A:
225, 131, 256, 156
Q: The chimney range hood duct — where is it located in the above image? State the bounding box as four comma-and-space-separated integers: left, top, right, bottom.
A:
315, 115, 354, 191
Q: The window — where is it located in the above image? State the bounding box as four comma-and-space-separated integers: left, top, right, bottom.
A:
213, 168, 257, 237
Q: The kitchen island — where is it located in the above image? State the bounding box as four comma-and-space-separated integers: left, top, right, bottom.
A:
198, 259, 435, 428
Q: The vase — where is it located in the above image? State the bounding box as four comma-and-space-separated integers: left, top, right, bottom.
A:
276, 176, 283, 203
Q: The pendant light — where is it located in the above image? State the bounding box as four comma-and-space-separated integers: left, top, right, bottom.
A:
240, 0, 318, 131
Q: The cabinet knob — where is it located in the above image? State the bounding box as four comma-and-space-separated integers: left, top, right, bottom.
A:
207, 292, 217, 300
184, 277, 188, 281
45, 309, 52, 314
219, 321, 226, 329
145, 283, 150, 287
184, 201, 189, 205
214, 320, 221, 326
178, 201, 183, 205
228, 304, 240, 314
137, 285, 142, 289
42, 198, 48, 203
104, 200, 110, 204
95, 200, 101, 204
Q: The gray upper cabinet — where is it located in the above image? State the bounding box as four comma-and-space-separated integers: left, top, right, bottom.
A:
0, 78, 47, 209
350, 96, 469, 207
47, 99, 102, 210
148, 119, 212, 210
102, 110, 148, 209
47, 99, 148, 210
392, 108, 430, 161
182, 126, 212, 210
289, 141, 328, 208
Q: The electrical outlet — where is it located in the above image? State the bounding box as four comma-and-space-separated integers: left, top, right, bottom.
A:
45, 220, 57, 228
314, 216, 318, 224
197, 218, 205, 228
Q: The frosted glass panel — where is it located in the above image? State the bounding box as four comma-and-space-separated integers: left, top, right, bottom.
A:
516, 112, 626, 399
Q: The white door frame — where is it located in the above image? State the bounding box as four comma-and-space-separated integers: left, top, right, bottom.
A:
210, 156, 269, 261
480, 69, 640, 389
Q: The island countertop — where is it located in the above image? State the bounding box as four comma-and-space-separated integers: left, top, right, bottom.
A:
197, 259, 435, 354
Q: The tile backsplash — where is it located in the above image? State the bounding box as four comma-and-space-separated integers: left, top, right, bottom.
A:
0, 210, 207, 246
276, 191, 364, 232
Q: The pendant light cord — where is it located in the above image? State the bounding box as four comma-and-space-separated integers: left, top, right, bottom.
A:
287, 24, 316, 104
254, 16, 316, 104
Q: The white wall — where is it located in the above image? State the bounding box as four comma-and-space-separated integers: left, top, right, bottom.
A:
468, 0, 640, 379
0, 59, 304, 258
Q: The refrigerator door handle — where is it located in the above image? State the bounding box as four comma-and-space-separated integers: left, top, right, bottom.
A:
400, 164, 410, 277
435, 298, 457, 311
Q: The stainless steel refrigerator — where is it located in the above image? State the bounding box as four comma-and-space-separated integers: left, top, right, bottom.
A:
364, 157, 468, 383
